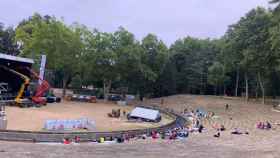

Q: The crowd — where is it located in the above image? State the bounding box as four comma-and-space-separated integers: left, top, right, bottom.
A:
60, 104, 277, 145
257, 121, 272, 130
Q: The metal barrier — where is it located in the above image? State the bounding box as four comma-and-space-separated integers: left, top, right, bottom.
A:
0, 106, 187, 142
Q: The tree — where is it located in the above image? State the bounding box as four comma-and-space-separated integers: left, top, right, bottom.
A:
270, 0, 280, 8
15, 13, 83, 96
225, 7, 274, 103
83, 30, 116, 100
4, 7, 280, 101
112, 27, 142, 93
169, 37, 217, 95
209, 39, 232, 96
139, 34, 168, 97
208, 62, 229, 95
0, 23, 20, 55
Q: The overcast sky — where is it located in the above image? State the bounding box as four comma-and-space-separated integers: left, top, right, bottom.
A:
0, 0, 271, 45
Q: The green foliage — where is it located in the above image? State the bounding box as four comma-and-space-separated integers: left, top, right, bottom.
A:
168, 37, 217, 94
3, 6, 280, 100
15, 13, 83, 91
0, 23, 20, 55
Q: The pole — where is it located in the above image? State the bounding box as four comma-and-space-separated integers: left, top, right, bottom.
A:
39, 55, 47, 85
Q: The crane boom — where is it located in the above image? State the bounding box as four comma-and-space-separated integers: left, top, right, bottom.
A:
26, 68, 50, 104
0, 66, 30, 104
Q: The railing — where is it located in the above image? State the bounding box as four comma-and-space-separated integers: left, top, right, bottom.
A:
0, 105, 187, 142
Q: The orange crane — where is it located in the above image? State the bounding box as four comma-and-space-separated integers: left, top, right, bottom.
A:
27, 68, 50, 105
0, 66, 50, 107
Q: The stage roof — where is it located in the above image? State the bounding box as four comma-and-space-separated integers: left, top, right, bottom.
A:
0, 53, 34, 64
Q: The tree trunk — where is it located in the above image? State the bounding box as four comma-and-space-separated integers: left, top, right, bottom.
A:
245, 72, 249, 103
222, 64, 226, 96
200, 69, 204, 95
214, 80, 218, 96
62, 85, 66, 97
257, 72, 265, 104
223, 84, 226, 96
62, 78, 67, 97
103, 80, 106, 101
62, 76, 72, 97
103, 79, 112, 101
235, 68, 239, 97
214, 86, 217, 96
255, 81, 259, 99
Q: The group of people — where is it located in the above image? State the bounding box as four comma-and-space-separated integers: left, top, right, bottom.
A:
257, 121, 272, 130
183, 108, 208, 119
136, 127, 189, 141
213, 125, 250, 138
213, 124, 226, 138
231, 128, 249, 135
165, 127, 189, 140
63, 105, 276, 145
63, 136, 81, 144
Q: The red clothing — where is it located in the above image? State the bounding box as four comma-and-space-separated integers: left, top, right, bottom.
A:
63, 139, 70, 144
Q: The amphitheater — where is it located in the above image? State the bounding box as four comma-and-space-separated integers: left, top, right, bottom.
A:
1, 95, 280, 158
5, 102, 174, 132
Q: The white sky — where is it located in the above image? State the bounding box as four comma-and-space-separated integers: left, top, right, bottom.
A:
0, 0, 270, 45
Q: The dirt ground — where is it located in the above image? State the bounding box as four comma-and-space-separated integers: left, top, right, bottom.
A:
145, 95, 280, 137
143, 95, 280, 156
3, 95, 280, 158
5, 101, 173, 131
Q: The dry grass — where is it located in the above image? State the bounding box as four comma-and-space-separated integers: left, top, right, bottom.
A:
3, 95, 280, 158
143, 95, 280, 150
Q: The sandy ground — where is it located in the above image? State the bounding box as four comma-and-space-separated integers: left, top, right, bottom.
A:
0, 134, 279, 158
5, 101, 173, 132
145, 95, 280, 138
2, 95, 280, 158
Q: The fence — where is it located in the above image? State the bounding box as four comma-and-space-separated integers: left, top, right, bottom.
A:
0, 106, 186, 142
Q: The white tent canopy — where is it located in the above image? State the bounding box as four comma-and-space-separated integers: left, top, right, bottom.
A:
129, 107, 161, 122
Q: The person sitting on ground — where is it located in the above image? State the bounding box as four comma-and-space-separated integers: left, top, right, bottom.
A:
160, 132, 166, 139
198, 124, 204, 133
123, 110, 126, 117
196, 109, 201, 118
183, 108, 188, 114
257, 122, 264, 129
195, 119, 200, 128
257, 122, 261, 129
156, 132, 160, 138
141, 134, 147, 140
231, 128, 243, 135
182, 129, 189, 137
190, 110, 195, 117
74, 136, 80, 143
208, 111, 215, 118
63, 138, 71, 144
225, 104, 229, 111
152, 131, 158, 139
109, 136, 113, 141
265, 121, 272, 129
214, 130, 220, 138
220, 125, 226, 131
116, 136, 125, 143
169, 131, 177, 140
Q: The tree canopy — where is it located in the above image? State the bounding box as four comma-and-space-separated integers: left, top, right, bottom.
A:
1, 5, 280, 103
